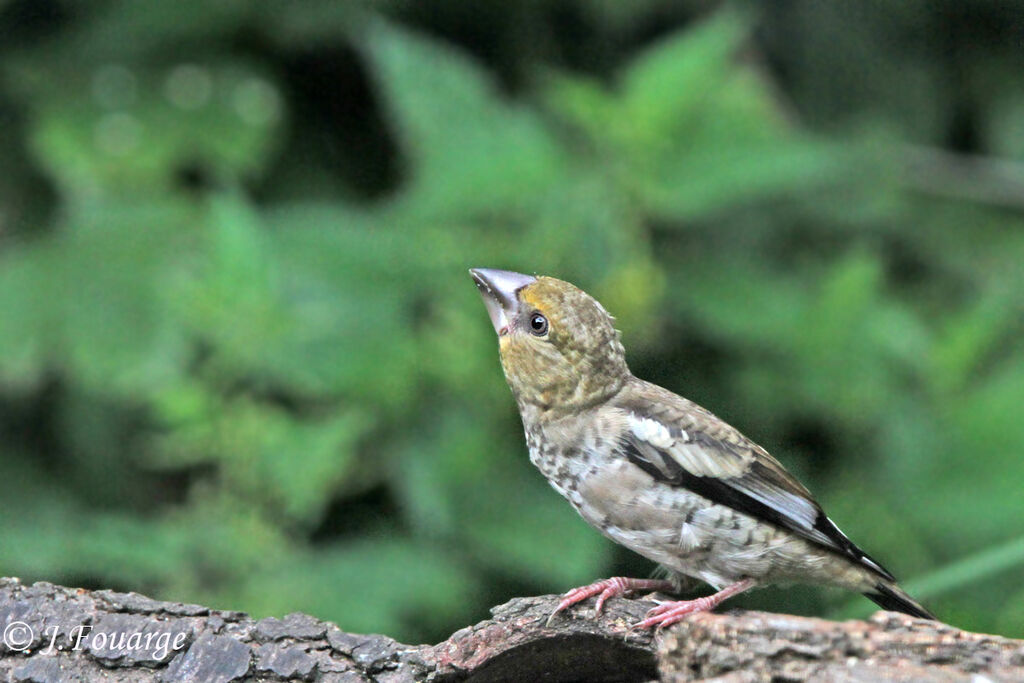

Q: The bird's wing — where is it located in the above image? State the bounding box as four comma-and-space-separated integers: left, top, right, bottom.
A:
617, 400, 895, 581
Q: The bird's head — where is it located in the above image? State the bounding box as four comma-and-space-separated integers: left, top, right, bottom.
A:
470, 268, 629, 414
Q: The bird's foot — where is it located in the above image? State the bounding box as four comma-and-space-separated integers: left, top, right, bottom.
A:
633, 579, 755, 630
546, 577, 675, 626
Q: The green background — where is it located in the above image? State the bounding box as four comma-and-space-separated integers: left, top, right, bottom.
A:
1, 1, 1023, 643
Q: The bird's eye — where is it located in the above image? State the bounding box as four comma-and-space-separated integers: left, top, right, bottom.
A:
529, 313, 548, 336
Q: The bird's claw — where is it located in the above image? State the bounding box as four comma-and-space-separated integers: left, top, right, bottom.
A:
546, 577, 674, 627
630, 580, 755, 630
632, 599, 707, 630
546, 579, 619, 626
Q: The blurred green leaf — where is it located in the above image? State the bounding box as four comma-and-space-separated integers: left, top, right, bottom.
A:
25, 64, 281, 200
460, 469, 611, 587
234, 538, 481, 642
360, 19, 566, 218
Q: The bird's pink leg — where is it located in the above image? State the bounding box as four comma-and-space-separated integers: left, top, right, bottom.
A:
633, 579, 755, 630
548, 577, 675, 624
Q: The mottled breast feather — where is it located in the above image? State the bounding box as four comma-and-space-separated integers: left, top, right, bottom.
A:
617, 392, 895, 583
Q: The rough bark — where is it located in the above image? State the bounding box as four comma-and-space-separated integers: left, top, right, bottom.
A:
657, 611, 1024, 683
2, 577, 1022, 682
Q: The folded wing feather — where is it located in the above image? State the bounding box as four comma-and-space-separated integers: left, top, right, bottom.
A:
623, 411, 894, 582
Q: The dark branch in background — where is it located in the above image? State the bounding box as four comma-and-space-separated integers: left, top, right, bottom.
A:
1, 578, 1022, 682
903, 145, 1024, 212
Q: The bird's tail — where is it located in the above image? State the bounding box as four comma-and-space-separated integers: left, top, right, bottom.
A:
863, 581, 936, 620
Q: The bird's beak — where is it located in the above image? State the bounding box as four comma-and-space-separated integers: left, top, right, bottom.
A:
469, 268, 536, 335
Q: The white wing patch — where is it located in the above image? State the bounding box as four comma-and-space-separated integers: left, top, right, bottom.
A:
629, 415, 674, 449
671, 441, 748, 477
627, 413, 746, 477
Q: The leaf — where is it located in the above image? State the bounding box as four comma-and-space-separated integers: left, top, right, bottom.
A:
0, 455, 192, 587
26, 62, 281, 199
460, 469, 611, 588
621, 10, 750, 144
234, 538, 481, 642
927, 292, 1016, 395
908, 535, 1024, 603
153, 391, 372, 526
360, 19, 566, 217
0, 201, 195, 394
0, 251, 49, 388
914, 361, 1024, 545
549, 10, 857, 221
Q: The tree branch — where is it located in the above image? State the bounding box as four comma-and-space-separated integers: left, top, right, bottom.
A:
2, 577, 1021, 682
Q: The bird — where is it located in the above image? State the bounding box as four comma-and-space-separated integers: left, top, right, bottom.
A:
469, 267, 935, 629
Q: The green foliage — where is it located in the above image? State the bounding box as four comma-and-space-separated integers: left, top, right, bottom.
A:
0, 1, 1022, 642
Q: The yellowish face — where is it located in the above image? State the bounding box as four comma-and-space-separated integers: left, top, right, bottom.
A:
495, 277, 628, 412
